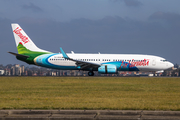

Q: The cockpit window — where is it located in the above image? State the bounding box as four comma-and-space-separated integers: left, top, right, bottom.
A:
160, 59, 168, 62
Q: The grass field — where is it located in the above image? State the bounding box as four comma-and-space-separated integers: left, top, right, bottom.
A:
0, 77, 180, 110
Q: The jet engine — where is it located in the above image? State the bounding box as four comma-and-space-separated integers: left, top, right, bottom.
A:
98, 65, 117, 74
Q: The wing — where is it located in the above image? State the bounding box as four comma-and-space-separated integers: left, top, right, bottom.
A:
60, 47, 101, 70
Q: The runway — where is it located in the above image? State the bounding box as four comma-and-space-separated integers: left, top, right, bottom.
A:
0, 110, 180, 120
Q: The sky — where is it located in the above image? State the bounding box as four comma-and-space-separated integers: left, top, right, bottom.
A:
1, 0, 180, 65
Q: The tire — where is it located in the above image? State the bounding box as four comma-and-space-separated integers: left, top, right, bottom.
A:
88, 71, 94, 76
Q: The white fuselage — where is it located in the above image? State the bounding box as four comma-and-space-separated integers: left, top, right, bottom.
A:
34, 53, 174, 72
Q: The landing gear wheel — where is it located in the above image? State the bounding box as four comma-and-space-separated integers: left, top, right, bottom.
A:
88, 71, 94, 76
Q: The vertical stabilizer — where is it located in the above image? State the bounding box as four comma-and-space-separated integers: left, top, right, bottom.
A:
11, 23, 50, 53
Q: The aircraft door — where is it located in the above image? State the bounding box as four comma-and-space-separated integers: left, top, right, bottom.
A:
152, 58, 156, 66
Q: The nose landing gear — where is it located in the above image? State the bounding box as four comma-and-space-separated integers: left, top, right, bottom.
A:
88, 71, 94, 76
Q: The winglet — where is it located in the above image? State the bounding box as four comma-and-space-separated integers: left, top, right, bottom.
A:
60, 47, 69, 59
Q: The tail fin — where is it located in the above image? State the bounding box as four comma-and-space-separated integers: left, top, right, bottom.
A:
11, 23, 50, 53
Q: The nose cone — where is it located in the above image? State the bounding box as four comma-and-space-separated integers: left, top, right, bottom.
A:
168, 62, 174, 69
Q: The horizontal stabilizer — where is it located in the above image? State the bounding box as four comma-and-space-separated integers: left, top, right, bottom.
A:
8, 51, 29, 59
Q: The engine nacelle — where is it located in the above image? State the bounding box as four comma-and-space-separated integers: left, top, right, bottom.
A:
98, 65, 117, 74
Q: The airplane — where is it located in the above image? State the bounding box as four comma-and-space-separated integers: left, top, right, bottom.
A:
9, 23, 174, 76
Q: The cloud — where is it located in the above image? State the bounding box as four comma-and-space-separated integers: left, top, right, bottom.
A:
149, 12, 180, 21
22, 3, 43, 12
149, 12, 180, 27
1, 15, 180, 65
124, 0, 142, 7
109, 0, 142, 7
17, 17, 50, 24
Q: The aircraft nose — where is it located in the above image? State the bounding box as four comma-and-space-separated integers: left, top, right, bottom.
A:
168, 62, 174, 69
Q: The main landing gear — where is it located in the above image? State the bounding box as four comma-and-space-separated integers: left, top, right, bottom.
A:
88, 71, 94, 76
